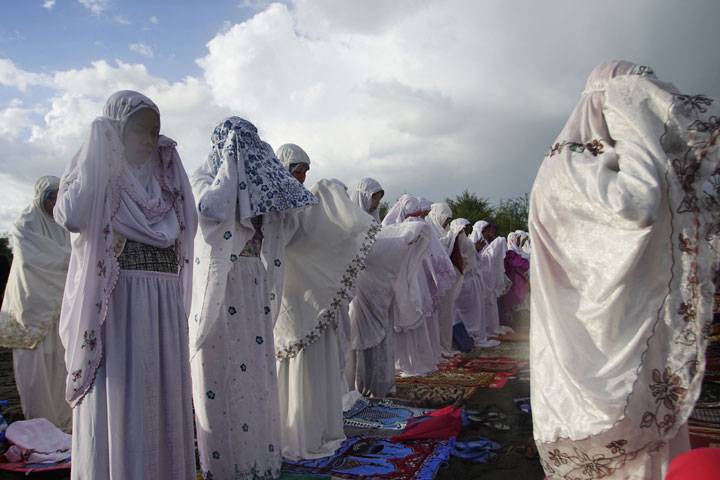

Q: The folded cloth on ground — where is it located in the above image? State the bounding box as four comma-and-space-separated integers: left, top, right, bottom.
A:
3, 418, 71, 464
451, 437, 501, 463
343, 398, 434, 430
283, 436, 454, 480
392, 406, 463, 441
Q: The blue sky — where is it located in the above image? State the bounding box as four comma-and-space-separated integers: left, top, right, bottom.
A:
0, 0, 264, 94
0, 0, 719, 231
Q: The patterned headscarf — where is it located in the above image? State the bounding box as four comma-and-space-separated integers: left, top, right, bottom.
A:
205, 117, 317, 219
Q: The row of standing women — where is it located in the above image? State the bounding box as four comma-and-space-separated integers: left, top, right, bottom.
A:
0, 90, 526, 479
3, 58, 718, 479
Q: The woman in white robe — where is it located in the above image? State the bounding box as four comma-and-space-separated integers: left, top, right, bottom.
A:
383, 195, 444, 375
454, 220, 501, 348
530, 61, 720, 479
0, 176, 71, 431
273, 157, 379, 458
346, 218, 432, 396
349, 177, 384, 222
55, 91, 198, 480
427, 203, 465, 355
472, 221, 508, 337
190, 118, 316, 479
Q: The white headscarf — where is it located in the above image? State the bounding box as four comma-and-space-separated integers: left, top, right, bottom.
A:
445, 217, 469, 255
381, 194, 421, 226
0, 177, 70, 349
349, 177, 383, 221
468, 220, 489, 244
427, 202, 452, 239
507, 230, 529, 259
530, 61, 720, 476
276, 143, 311, 173
274, 179, 380, 359
189, 117, 317, 353
55, 90, 198, 407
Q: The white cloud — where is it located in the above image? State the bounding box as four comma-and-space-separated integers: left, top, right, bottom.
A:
114, 15, 131, 25
42, 0, 56, 9
1, 0, 720, 232
129, 43, 154, 58
0, 58, 51, 91
149, 16, 159, 24
78, 0, 109, 15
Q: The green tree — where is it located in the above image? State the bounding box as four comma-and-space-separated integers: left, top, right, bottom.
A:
492, 194, 529, 237
378, 200, 390, 221
446, 190, 494, 226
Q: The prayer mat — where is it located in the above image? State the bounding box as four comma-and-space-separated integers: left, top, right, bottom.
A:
343, 398, 434, 431
468, 341, 529, 360
490, 331, 529, 342
396, 370, 496, 388
438, 356, 524, 374
283, 436, 453, 480
390, 382, 478, 408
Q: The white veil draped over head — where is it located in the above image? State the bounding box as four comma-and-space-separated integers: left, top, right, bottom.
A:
349, 220, 432, 351
276, 143, 311, 173
427, 202, 452, 239
274, 179, 380, 359
349, 177, 383, 221
381, 194, 421, 226
0, 176, 70, 349
55, 90, 198, 407
507, 231, 529, 259
530, 61, 720, 477
189, 117, 317, 354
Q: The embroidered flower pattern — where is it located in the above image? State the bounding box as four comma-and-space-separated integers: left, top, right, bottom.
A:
81, 330, 97, 351
206, 390, 216, 400
228, 306, 237, 315
548, 139, 605, 158
223, 231, 232, 240
649, 368, 687, 410
72, 369, 82, 382
212, 451, 220, 459
275, 222, 381, 359
255, 336, 263, 344
208, 117, 317, 216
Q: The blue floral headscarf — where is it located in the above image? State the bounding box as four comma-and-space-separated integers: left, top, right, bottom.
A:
208, 116, 316, 218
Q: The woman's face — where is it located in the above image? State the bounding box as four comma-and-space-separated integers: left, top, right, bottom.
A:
291, 163, 310, 184
123, 109, 160, 165
442, 217, 451, 229
370, 190, 384, 212
43, 189, 58, 217
482, 225, 496, 243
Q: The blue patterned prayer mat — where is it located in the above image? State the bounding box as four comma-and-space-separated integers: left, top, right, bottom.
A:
283, 436, 454, 480
343, 398, 434, 430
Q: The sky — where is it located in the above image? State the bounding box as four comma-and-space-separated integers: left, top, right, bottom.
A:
0, 0, 719, 232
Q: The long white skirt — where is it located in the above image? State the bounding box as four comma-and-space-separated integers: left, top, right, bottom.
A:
72, 270, 195, 480
482, 293, 502, 337
191, 257, 282, 480
347, 332, 396, 397
438, 274, 463, 355
277, 327, 345, 460
13, 321, 71, 431
395, 318, 439, 376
